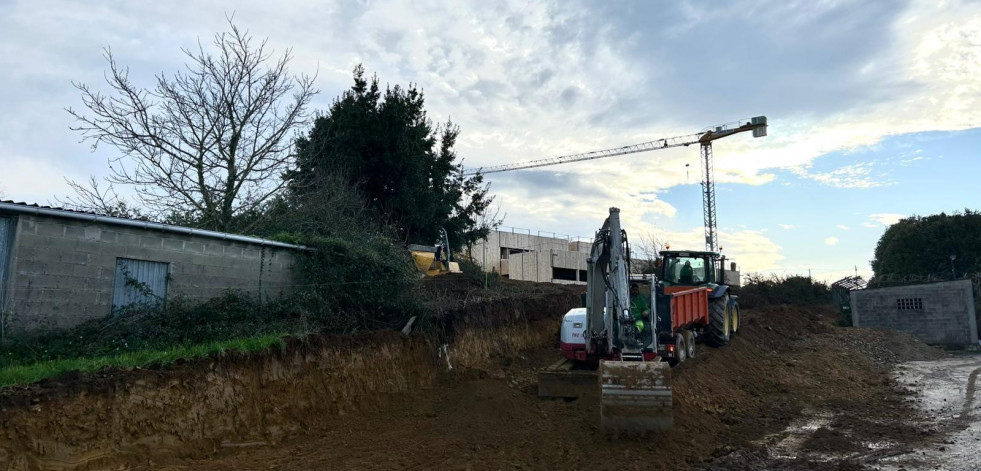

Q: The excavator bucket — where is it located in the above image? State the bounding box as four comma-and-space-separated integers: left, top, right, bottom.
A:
410, 246, 461, 277
599, 360, 673, 434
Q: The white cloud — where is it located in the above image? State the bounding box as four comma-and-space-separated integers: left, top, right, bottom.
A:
0, 0, 979, 284
867, 213, 906, 226
836, 224, 850, 230
790, 162, 893, 189
824, 237, 839, 246
658, 227, 784, 273
900, 155, 925, 166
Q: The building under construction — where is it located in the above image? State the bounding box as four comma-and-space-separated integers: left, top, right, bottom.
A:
470, 228, 590, 284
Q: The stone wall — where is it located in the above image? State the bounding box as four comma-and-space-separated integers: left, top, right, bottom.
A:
850, 279, 978, 347
1, 213, 301, 333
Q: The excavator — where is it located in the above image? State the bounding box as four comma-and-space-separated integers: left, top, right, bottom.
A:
539, 207, 740, 434
409, 228, 461, 276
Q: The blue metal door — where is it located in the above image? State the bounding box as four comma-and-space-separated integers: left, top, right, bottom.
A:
0, 216, 14, 320
112, 258, 169, 313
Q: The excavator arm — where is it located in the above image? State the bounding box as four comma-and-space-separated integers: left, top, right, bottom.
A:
585, 208, 641, 356
588, 208, 673, 434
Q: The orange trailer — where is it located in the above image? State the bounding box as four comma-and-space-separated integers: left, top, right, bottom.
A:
655, 285, 714, 365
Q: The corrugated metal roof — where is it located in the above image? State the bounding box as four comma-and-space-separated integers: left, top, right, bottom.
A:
0, 200, 307, 250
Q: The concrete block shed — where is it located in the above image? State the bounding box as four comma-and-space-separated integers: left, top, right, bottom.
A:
0, 201, 304, 335
850, 279, 979, 347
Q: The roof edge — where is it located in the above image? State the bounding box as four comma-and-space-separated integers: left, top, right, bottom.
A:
0, 201, 308, 251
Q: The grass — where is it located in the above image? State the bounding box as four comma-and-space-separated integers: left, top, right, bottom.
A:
0, 333, 289, 389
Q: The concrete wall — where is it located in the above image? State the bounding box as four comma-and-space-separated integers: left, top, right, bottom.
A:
469, 229, 589, 284
850, 279, 978, 347
1, 214, 300, 333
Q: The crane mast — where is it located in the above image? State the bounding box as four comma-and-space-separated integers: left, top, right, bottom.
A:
465, 116, 768, 252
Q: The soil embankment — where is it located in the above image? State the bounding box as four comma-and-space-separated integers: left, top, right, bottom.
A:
0, 277, 952, 470
0, 276, 580, 470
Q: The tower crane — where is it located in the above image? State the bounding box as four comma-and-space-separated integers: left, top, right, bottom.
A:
464, 116, 768, 252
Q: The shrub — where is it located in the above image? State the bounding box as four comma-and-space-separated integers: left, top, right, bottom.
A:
294, 235, 423, 332
0, 291, 301, 366
458, 258, 500, 289
738, 274, 832, 309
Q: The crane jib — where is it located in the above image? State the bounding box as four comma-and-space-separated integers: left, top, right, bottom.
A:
462, 116, 766, 176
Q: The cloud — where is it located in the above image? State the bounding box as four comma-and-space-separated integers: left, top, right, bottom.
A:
790, 162, 893, 189
836, 224, 850, 230
867, 213, 906, 226
824, 237, 839, 245
5, 0, 977, 207
900, 155, 925, 166
658, 227, 784, 273
0, 0, 979, 284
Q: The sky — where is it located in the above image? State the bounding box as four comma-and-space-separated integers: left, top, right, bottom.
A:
1, 0, 980, 282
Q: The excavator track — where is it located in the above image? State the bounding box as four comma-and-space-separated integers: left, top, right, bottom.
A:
599, 360, 673, 434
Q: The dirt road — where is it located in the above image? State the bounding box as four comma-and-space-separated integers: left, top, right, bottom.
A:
877, 355, 981, 470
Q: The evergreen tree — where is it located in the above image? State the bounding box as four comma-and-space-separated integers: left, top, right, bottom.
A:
289, 65, 498, 250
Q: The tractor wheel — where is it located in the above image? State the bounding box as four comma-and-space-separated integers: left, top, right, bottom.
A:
668, 332, 687, 367
730, 301, 741, 336
707, 293, 731, 347
682, 330, 696, 359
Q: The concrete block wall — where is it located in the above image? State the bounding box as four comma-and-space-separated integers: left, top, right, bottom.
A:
2, 214, 300, 333
850, 279, 979, 346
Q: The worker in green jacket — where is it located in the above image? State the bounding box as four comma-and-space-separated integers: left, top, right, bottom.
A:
629, 283, 650, 332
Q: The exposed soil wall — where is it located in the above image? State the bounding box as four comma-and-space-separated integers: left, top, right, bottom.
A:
0, 278, 953, 470
0, 277, 581, 470
168, 304, 949, 471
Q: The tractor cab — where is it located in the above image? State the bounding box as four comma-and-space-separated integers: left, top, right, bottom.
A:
658, 250, 739, 289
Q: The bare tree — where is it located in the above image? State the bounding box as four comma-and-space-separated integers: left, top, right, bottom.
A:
61, 176, 145, 219
463, 204, 505, 259
66, 19, 318, 231
631, 230, 665, 274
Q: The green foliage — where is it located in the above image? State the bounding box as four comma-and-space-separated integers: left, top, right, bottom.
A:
250, 172, 425, 332
288, 65, 498, 251
458, 258, 501, 290
294, 235, 423, 331
0, 334, 286, 388
738, 274, 832, 309
872, 210, 981, 278
0, 292, 304, 367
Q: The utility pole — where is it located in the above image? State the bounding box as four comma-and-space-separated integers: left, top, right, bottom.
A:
950, 254, 957, 280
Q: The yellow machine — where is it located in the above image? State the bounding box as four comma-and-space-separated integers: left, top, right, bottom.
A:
410, 228, 461, 276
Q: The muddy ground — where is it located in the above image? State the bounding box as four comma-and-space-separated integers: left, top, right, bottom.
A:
0, 277, 972, 470
168, 307, 951, 470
